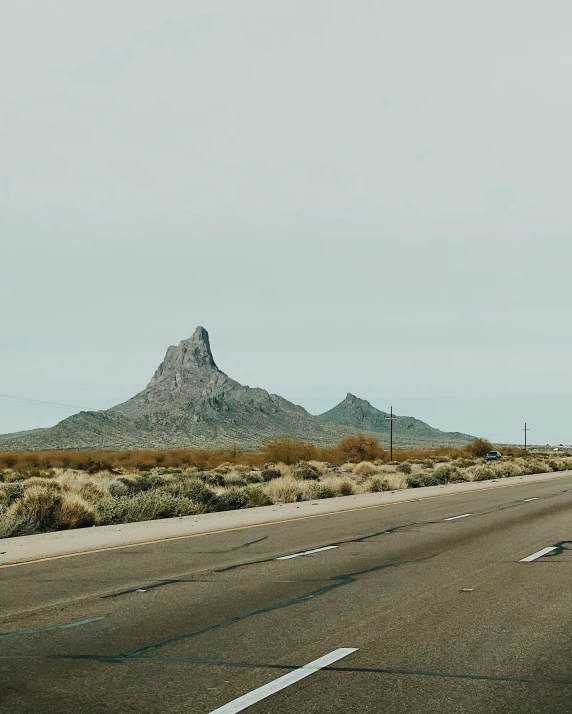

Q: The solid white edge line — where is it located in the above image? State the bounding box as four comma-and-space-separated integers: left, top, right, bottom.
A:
444, 513, 473, 521
207, 648, 358, 714
520, 546, 557, 562
276, 546, 339, 560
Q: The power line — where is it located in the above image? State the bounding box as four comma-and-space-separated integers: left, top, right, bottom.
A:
0, 393, 97, 411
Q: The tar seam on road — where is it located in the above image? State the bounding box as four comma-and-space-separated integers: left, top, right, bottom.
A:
119, 559, 424, 659
206, 648, 358, 713
520, 546, 558, 562
276, 546, 339, 560
443, 513, 473, 521
0, 616, 105, 640
1, 473, 571, 570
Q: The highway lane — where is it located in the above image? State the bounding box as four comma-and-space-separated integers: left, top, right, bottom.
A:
2, 474, 572, 713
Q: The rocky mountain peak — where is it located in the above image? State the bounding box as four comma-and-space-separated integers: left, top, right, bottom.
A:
147, 326, 220, 388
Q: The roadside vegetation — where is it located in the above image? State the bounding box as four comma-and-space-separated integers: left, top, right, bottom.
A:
1, 436, 569, 538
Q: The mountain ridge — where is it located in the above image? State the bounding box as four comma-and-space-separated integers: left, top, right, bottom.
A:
0, 328, 475, 451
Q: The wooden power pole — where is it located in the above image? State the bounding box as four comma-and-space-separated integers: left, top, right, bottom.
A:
523, 422, 529, 452
385, 406, 398, 460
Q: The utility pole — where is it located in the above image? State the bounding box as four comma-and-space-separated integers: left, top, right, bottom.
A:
385, 406, 398, 460
523, 422, 529, 452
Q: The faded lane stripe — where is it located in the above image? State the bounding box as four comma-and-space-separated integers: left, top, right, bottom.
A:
523, 498, 538, 502
0, 616, 105, 640
207, 648, 358, 714
444, 513, 473, 521
520, 547, 557, 562
277, 546, 338, 560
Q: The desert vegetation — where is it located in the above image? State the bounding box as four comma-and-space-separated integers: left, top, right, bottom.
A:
0, 437, 568, 538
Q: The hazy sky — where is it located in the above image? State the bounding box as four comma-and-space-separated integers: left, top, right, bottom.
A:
3, 1, 572, 445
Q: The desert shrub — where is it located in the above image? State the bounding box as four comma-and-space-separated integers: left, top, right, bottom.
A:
335, 434, 385, 462
202, 472, 226, 487
466, 438, 494, 458
107, 479, 130, 497
433, 464, 460, 484
421, 461, 434, 469
263, 478, 304, 503
261, 468, 282, 482
164, 479, 217, 508
547, 458, 572, 472
470, 466, 495, 481
0, 508, 39, 538
214, 491, 248, 511
58, 494, 96, 529
244, 472, 264, 484
8, 484, 63, 531
364, 476, 392, 493
116, 491, 204, 522
291, 461, 321, 480
396, 462, 412, 475
241, 487, 273, 508
212, 462, 236, 475
492, 462, 523, 478
520, 460, 550, 475
353, 461, 377, 476
406, 473, 439, 488
454, 458, 476, 468
75, 481, 110, 503
308, 461, 328, 474
448, 470, 470, 483
0, 482, 24, 507
303, 482, 335, 499
261, 437, 318, 465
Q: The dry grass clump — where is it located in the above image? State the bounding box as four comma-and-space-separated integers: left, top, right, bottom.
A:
353, 461, 377, 476
263, 477, 303, 503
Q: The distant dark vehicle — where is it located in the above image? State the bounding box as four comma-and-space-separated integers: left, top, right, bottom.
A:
485, 451, 502, 462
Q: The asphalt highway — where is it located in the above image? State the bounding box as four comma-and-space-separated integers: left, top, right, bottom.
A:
2, 474, 572, 713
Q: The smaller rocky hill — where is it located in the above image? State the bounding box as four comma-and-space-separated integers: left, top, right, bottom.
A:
319, 393, 474, 447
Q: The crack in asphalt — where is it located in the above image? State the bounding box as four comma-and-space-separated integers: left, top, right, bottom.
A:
119, 558, 427, 659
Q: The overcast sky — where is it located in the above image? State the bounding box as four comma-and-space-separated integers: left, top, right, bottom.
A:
2, 1, 572, 446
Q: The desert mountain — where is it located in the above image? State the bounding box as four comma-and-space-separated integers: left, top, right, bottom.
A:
319, 393, 474, 446
0, 328, 353, 451
0, 329, 475, 451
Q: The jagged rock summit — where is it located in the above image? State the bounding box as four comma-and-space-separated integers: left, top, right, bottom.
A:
0, 329, 475, 451
319, 393, 474, 446
0, 328, 353, 451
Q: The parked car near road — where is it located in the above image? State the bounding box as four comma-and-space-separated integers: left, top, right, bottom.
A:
485, 450, 502, 462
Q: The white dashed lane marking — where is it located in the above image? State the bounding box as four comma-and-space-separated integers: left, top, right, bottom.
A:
276, 546, 339, 560
208, 648, 358, 713
520, 547, 557, 562
444, 514, 473, 521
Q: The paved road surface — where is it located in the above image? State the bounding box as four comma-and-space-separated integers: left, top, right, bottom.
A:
2, 475, 572, 713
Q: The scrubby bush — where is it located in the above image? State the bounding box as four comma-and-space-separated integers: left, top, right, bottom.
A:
421, 461, 434, 469
466, 438, 494, 458
335, 434, 385, 462
433, 464, 460, 484
291, 461, 321, 480
241, 487, 273, 508
364, 476, 392, 493
492, 462, 523, 478
0, 482, 24, 507
520, 460, 550, 475
202, 472, 226, 487
214, 491, 248, 511
261, 468, 282, 482
303, 482, 336, 499
353, 461, 377, 476
58, 494, 96, 529
261, 437, 318, 465
406, 473, 439, 488
107, 479, 130, 497
263, 478, 303, 503
396, 462, 412, 475
547, 458, 572, 472
115, 491, 204, 522
244, 472, 265, 484
470, 466, 495, 481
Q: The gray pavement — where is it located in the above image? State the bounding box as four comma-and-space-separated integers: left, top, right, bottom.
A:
2, 474, 572, 713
